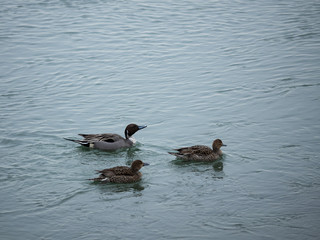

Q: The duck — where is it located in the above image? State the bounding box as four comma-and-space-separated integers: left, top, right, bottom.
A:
89, 160, 149, 183
168, 139, 226, 162
65, 123, 147, 151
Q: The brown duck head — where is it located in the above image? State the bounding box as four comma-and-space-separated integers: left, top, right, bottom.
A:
212, 139, 226, 152
130, 160, 149, 172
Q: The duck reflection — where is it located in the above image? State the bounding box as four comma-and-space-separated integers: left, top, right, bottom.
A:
171, 158, 225, 179
213, 161, 223, 171
125, 145, 142, 161
97, 181, 145, 193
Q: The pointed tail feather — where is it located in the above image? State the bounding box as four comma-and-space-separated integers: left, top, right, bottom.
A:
88, 178, 99, 181
64, 138, 90, 147
64, 137, 79, 143
87, 177, 110, 182
169, 152, 188, 159
168, 152, 179, 157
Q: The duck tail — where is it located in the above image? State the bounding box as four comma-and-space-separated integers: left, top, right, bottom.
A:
168, 152, 179, 156
87, 177, 110, 182
87, 177, 99, 181
64, 138, 90, 147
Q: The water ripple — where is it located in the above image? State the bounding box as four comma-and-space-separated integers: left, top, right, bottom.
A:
1, 0, 320, 239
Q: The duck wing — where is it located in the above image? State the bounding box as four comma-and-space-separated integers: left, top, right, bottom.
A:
91, 166, 138, 182
108, 173, 142, 183
176, 145, 213, 156
97, 166, 135, 176
79, 133, 124, 143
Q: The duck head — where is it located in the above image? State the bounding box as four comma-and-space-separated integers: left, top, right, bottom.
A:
212, 139, 226, 152
124, 124, 147, 139
130, 160, 149, 172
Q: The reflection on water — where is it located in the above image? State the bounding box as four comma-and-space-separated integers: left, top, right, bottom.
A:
171, 158, 225, 180
96, 181, 145, 200
125, 145, 144, 162
213, 161, 223, 171
71, 143, 144, 163
171, 157, 224, 170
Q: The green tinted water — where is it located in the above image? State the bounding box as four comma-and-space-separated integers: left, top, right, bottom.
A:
1, 0, 320, 239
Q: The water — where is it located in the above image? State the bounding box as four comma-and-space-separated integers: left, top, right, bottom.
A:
1, 0, 320, 239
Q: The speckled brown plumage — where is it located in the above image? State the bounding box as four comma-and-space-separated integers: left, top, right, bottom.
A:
90, 160, 149, 183
168, 139, 226, 162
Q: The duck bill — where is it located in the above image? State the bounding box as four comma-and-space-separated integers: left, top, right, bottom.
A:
143, 163, 150, 166
222, 144, 227, 147
138, 125, 147, 130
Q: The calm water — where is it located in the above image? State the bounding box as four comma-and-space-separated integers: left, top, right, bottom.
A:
1, 0, 320, 239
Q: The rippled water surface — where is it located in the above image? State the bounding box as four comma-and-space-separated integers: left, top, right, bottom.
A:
1, 0, 320, 239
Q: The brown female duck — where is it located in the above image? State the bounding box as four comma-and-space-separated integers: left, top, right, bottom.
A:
168, 139, 226, 162
90, 160, 149, 183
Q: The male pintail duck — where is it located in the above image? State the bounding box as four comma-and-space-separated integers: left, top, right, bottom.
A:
65, 123, 147, 151
89, 160, 149, 183
168, 139, 226, 162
